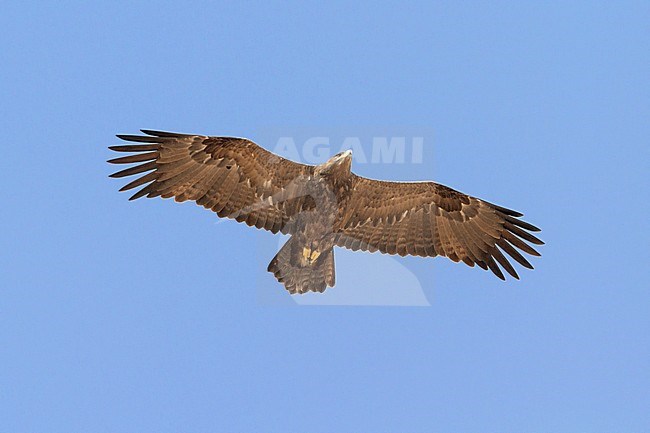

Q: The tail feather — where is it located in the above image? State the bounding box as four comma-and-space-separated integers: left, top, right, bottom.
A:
268, 237, 335, 294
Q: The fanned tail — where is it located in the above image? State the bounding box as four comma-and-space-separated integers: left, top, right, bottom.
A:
267, 237, 335, 294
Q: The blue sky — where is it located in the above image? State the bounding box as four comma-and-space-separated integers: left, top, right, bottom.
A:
1, 1, 649, 432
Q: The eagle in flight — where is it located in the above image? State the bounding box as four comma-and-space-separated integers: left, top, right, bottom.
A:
109, 130, 543, 294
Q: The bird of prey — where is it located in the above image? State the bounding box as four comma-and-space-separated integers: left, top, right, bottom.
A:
108, 130, 543, 294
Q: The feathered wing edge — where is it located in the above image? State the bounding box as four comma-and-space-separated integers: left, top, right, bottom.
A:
107, 130, 315, 234
108, 129, 194, 200
470, 201, 543, 280
335, 178, 543, 281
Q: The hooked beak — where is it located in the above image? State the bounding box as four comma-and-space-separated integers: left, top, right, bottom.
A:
334, 149, 352, 162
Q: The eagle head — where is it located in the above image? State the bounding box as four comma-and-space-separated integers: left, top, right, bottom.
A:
315, 150, 352, 177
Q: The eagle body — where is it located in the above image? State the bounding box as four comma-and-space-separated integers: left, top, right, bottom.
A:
267, 150, 354, 293
109, 130, 543, 294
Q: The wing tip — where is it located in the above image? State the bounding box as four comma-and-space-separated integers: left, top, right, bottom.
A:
139, 129, 165, 136
140, 129, 189, 138
484, 200, 524, 217
486, 201, 542, 233
115, 132, 172, 143
106, 156, 128, 164
128, 189, 149, 201
527, 223, 542, 233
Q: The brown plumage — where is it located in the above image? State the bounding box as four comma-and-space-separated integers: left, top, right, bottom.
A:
109, 130, 543, 294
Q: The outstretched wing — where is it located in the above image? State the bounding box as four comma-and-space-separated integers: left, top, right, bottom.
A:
108, 130, 315, 234
335, 175, 543, 280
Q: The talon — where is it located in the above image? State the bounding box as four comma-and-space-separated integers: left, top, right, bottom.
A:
302, 247, 321, 264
